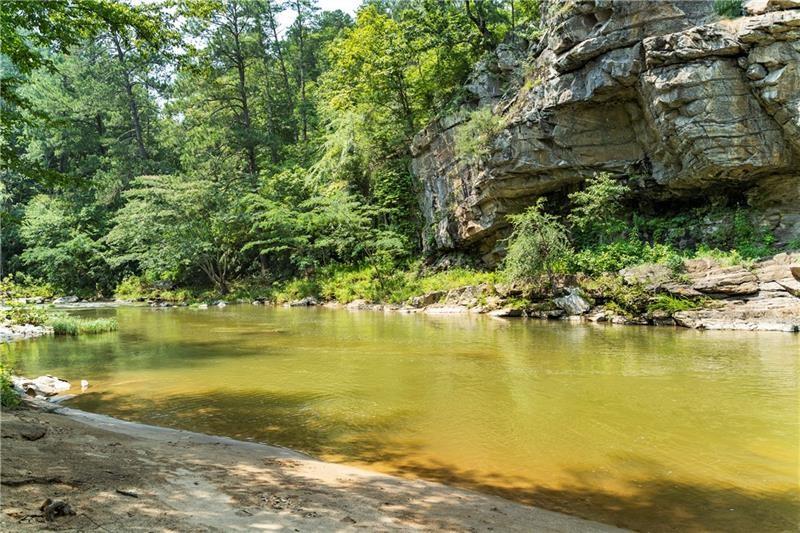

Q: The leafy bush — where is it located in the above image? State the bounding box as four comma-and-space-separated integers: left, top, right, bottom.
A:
503, 199, 572, 288
281, 262, 499, 305
1, 364, 20, 408
692, 246, 751, 267
568, 240, 680, 276
0, 273, 55, 300
454, 107, 505, 163
48, 314, 118, 336
113, 275, 193, 302
275, 278, 321, 303
568, 172, 630, 245
582, 274, 650, 318
4, 303, 50, 326
634, 206, 777, 259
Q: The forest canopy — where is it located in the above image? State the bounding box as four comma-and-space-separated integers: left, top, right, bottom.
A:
1, 0, 539, 295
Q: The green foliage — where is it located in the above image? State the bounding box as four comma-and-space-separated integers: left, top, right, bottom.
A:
113, 276, 193, 302
647, 294, 704, 316
692, 246, 752, 267
454, 107, 505, 163
108, 173, 249, 293
280, 262, 498, 305
4, 303, 50, 327
634, 206, 777, 260
19, 195, 113, 295
0, 274, 55, 300
568, 240, 680, 276
503, 199, 572, 286
568, 172, 630, 245
582, 275, 650, 318
0, 363, 20, 409
47, 314, 118, 336
714, 0, 743, 17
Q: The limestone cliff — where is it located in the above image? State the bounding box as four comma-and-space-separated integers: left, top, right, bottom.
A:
412, 0, 800, 264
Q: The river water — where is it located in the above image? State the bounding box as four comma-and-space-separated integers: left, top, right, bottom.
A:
3, 305, 798, 531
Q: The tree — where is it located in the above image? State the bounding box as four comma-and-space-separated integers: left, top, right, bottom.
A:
19, 194, 112, 294
567, 172, 630, 245
503, 198, 572, 291
1, 0, 166, 182
179, 0, 261, 177
107, 172, 248, 293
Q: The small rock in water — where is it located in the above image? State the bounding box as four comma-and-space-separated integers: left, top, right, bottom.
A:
52, 295, 79, 304
81, 380, 89, 392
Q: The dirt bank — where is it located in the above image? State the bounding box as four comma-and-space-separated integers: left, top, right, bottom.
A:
1, 399, 625, 532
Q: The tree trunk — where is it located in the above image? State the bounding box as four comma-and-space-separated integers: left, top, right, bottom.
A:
294, 0, 308, 143
112, 32, 148, 160
230, 2, 258, 176
264, 0, 296, 141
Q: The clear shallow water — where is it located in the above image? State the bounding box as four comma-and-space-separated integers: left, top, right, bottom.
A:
3, 306, 798, 531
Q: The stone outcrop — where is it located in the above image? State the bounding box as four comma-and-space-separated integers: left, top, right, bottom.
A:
412, 0, 800, 264
392, 252, 800, 332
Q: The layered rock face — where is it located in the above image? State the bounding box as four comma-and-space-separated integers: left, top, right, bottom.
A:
412, 0, 800, 264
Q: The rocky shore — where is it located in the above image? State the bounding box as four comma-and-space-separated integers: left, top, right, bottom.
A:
1, 397, 624, 532
287, 253, 800, 333
0, 324, 52, 343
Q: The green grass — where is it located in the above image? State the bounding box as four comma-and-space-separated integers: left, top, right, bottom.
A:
272, 263, 501, 305
48, 314, 118, 336
647, 294, 705, 316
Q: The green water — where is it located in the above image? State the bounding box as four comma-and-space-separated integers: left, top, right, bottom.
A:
3, 306, 799, 531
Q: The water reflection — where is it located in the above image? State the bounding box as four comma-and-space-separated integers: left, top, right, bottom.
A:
3, 305, 799, 531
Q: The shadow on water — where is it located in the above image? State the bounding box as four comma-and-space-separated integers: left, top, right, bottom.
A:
69, 389, 420, 465
68, 389, 800, 533
386, 457, 800, 533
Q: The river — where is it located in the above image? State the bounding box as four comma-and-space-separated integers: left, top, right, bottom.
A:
3, 305, 798, 531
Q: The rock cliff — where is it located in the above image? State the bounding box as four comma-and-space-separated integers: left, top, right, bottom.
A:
412, 0, 800, 264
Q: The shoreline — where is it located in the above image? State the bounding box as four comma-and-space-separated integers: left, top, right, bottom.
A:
3, 251, 799, 333
1, 398, 626, 532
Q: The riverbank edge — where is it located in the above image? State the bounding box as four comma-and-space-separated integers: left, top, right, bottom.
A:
4, 252, 799, 333
1, 396, 627, 532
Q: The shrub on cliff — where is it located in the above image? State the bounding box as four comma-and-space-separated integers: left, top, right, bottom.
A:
454, 107, 505, 163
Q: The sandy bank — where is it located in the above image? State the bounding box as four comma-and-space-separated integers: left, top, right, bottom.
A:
1, 399, 626, 532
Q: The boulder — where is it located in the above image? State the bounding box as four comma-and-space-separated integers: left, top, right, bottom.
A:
409, 291, 445, 308
553, 287, 591, 315
345, 299, 382, 311
12, 375, 71, 397
287, 297, 317, 307
53, 296, 79, 304
620, 263, 673, 288
685, 260, 759, 295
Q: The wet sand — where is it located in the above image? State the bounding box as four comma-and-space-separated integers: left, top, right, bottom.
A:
1, 399, 625, 532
